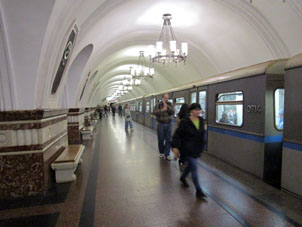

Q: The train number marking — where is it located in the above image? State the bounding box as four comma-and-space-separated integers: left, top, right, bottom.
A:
247, 105, 261, 113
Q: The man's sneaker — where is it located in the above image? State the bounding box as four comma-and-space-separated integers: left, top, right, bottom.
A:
166, 155, 172, 161
196, 189, 207, 200
180, 177, 189, 188
159, 154, 165, 158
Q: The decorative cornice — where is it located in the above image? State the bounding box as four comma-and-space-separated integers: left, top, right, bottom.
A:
0, 109, 67, 121
0, 116, 67, 130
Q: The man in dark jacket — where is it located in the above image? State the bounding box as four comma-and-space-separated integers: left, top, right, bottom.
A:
171, 103, 206, 199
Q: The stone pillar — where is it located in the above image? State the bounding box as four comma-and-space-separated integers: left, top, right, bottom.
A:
0, 109, 68, 199
84, 108, 91, 127
67, 108, 85, 144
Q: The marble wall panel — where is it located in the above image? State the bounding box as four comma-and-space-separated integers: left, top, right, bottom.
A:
0, 153, 44, 198
68, 125, 81, 144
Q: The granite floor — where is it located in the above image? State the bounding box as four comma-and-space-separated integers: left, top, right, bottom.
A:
0, 115, 302, 227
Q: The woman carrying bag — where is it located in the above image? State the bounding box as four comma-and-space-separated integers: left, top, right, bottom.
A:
124, 104, 134, 130
171, 103, 206, 200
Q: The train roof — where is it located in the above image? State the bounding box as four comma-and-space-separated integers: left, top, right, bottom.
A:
135, 59, 287, 100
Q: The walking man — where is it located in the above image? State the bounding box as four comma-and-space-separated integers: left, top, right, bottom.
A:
153, 93, 174, 160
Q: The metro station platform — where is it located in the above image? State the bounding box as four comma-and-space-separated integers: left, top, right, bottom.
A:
0, 116, 302, 227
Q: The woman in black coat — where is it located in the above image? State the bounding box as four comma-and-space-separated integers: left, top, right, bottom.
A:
171, 103, 206, 199
175, 103, 190, 166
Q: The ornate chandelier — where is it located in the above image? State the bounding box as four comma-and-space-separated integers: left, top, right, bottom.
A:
122, 78, 141, 86
149, 14, 188, 64
130, 51, 154, 78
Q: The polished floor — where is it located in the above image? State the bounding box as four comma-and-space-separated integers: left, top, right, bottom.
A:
0, 116, 302, 227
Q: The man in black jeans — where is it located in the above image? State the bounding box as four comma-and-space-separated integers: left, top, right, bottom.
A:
153, 93, 174, 161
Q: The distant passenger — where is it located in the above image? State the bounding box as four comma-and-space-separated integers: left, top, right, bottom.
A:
174, 103, 190, 166
219, 112, 231, 124
124, 104, 134, 131
104, 105, 108, 117
172, 103, 206, 200
154, 93, 174, 161
278, 109, 284, 129
111, 105, 116, 117
118, 105, 123, 117
97, 108, 103, 119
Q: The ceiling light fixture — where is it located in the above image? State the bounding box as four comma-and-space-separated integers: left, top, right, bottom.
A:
149, 13, 188, 64
130, 51, 154, 78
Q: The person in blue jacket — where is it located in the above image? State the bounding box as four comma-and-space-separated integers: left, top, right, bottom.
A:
278, 109, 284, 130
171, 103, 206, 200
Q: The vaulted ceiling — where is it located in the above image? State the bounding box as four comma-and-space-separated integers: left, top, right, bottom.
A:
0, 0, 301, 110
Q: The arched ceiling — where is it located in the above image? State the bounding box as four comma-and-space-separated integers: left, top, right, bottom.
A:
73, 0, 302, 106
1, 0, 301, 109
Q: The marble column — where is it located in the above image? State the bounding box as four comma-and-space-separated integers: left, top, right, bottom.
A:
67, 108, 85, 144
0, 109, 68, 198
84, 108, 91, 127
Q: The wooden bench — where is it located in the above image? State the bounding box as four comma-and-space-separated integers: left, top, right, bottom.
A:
81, 126, 93, 140
51, 145, 85, 183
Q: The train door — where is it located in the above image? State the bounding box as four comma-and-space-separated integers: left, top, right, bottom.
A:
263, 74, 284, 188
198, 87, 208, 151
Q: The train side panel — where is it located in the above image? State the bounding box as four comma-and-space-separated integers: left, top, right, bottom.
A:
207, 75, 266, 178
282, 65, 302, 197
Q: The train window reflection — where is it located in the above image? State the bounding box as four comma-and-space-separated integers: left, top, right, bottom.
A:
130, 103, 135, 111
216, 91, 243, 127
146, 102, 150, 113
175, 97, 185, 103
174, 97, 185, 117
151, 98, 156, 112
191, 92, 197, 104
199, 91, 206, 119
275, 88, 284, 130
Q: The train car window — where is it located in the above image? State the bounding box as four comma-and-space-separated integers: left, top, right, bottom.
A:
151, 98, 156, 113
191, 92, 197, 104
131, 103, 136, 111
139, 102, 142, 112
274, 88, 284, 130
175, 97, 185, 103
146, 102, 150, 113
174, 97, 185, 117
168, 99, 173, 104
215, 91, 243, 127
199, 91, 207, 119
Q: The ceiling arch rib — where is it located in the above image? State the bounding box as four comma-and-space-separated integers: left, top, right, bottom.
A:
63, 43, 93, 108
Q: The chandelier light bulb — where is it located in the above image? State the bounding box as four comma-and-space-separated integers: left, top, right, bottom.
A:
181, 42, 188, 56
156, 41, 163, 53
170, 40, 177, 53
150, 68, 155, 75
